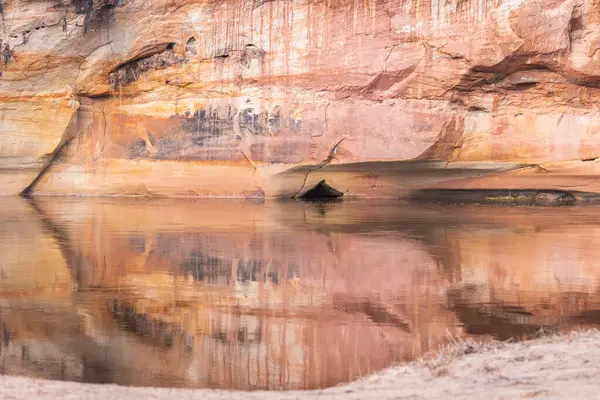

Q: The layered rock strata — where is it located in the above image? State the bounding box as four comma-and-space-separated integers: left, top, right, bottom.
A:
1, 0, 600, 197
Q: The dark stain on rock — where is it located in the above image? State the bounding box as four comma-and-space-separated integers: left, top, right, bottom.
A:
109, 45, 187, 88
130, 105, 304, 162
1, 42, 12, 66
145, 109, 239, 161
130, 138, 147, 158
179, 109, 224, 141
71, 0, 126, 34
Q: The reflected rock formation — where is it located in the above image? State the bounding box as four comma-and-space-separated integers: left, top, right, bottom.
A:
28, 198, 454, 389
1, 199, 600, 389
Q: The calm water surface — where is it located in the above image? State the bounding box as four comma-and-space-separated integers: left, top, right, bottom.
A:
1, 197, 600, 389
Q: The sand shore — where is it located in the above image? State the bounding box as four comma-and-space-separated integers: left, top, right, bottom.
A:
1, 330, 598, 399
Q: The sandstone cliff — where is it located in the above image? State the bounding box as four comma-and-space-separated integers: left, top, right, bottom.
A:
1, 0, 600, 197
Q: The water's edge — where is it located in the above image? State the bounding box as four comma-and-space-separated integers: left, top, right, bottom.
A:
0, 330, 597, 399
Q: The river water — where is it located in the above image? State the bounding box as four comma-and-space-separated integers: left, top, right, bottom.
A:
0, 197, 599, 390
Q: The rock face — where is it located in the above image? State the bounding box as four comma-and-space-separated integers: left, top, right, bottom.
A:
2, 0, 600, 197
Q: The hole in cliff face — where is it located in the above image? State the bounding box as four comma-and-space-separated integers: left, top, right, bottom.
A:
468, 106, 487, 112
506, 81, 537, 91
185, 37, 197, 56
300, 180, 343, 200
166, 42, 176, 51
240, 44, 266, 67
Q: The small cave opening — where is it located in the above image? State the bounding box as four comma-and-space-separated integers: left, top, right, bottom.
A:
467, 105, 487, 112
166, 42, 176, 51
300, 180, 343, 200
506, 81, 537, 91
185, 37, 197, 56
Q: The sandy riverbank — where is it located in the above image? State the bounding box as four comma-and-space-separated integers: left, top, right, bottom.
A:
1, 330, 599, 399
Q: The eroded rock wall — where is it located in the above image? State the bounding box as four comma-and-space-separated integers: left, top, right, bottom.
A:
2, 0, 600, 197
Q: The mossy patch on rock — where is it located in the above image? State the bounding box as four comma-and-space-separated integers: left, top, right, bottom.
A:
413, 189, 579, 206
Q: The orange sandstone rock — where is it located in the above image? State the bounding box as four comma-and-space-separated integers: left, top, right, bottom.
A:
0, 0, 599, 197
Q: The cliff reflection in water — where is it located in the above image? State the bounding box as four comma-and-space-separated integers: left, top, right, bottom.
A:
1, 198, 600, 390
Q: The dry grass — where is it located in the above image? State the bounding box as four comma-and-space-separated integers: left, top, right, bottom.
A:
419, 329, 505, 372
419, 327, 594, 372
